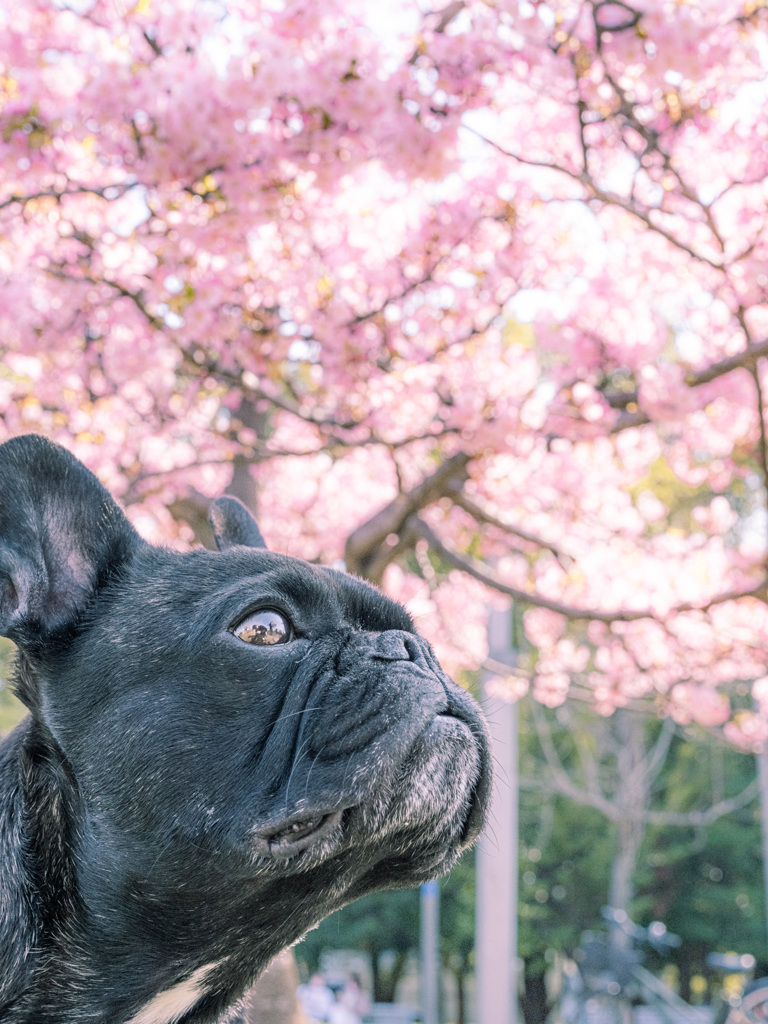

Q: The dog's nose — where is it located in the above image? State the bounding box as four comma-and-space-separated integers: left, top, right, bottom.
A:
371, 630, 419, 662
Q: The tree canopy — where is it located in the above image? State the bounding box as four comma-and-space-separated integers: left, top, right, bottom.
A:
2, 0, 768, 730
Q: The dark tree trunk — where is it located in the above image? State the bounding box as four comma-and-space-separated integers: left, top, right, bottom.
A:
373, 950, 410, 1002
678, 958, 691, 1003
370, 953, 381, 1005
520, 969, 550, 1024
450, 967, 467, 1024
226, 398, 266, 512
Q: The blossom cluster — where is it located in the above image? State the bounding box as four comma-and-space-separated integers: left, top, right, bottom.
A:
1, 0, 768, 742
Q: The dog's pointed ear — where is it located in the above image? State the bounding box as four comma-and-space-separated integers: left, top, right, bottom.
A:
209, 496, 267, 551
0, 435, 143, 650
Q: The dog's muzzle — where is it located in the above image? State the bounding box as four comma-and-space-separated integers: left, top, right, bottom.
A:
244, 629, 490, 865
250, 704, 489, 864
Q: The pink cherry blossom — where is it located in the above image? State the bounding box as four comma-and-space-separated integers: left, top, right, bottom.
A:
2, 0, 768, 742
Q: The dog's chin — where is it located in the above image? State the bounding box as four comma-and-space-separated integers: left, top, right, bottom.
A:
247, 713, 484, 875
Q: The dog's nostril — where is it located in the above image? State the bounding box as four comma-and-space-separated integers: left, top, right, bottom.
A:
402, 635, 420, 663
372, 630, 419, 662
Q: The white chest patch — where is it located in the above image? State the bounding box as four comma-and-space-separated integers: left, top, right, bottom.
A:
124, 961, 222, 1024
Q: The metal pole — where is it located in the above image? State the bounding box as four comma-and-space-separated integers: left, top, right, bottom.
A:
476, 604, 519, 1024
421, 880, 440, 1024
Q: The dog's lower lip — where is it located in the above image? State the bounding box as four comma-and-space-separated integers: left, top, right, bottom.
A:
254, 809, 344, 852
266, 815, 327, 843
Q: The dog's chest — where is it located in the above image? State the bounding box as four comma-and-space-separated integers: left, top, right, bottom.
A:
124, 962, 221, 1024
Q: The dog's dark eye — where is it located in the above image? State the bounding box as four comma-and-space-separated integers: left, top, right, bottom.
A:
231, 609, 292, 646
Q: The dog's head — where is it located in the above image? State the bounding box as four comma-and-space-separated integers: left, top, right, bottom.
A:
0, 434, 490, 1013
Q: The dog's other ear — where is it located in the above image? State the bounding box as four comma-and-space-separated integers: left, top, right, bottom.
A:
209, 496, 267, 551
0, 434, 143, 650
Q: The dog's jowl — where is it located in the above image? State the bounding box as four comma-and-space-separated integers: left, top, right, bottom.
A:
0, 435, 491, 1024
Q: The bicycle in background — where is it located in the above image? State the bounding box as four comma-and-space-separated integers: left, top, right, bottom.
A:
707, 954, 768, 1024
554, 907, 768, 1024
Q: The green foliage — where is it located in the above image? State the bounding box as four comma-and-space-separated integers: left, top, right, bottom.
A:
518, 697, 765, 1017
518, 792, 614, 978
439, 851, 477, 1024
636, 734, 764, 979
0, 638, 25, 735
518, 697, 615, 980
440, 850, 476, 975
295, 888, 420, 1002
627, 456, 710, 535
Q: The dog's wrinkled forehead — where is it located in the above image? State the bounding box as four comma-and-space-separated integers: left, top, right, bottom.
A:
130, 546, 416, 639
239, 555, 414, 632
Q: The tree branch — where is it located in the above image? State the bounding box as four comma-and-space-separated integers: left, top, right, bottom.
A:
413, 517, 650, 621
413, 516, 768, 619
0, 183, 132, 211
462, 126, 724, 271
639, 717, 676, 783
751, 363, 768, 495
605, 338, 768, 434
529, 702, 619, 820
344, 454, 471, 583
643, 777, 759, 826
450, 492, 573, 568
684, 339, 768, 388
572, 725, 607, 806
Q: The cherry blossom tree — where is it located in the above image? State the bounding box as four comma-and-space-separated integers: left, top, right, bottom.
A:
2, 0, 768, 737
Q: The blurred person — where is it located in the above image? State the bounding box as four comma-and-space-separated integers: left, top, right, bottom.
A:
297, 972, 335, 1024
330, 973, 370, 1024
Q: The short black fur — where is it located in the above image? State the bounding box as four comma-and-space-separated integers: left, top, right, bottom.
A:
0, 435, 491, 1024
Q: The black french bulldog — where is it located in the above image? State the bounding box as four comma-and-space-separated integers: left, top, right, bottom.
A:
0, 434, 491, 1024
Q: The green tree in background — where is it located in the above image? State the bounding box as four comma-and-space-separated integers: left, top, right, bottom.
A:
517, 697, 762, 1023
517, 697, 615, 1024
439, 852, 476, 1024
636, 732, 765, 1000
518, 793, 614, 1024
295, 889, 420, 1003
520, 699, 758, 918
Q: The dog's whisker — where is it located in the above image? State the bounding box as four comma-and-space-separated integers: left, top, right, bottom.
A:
303, 746, 326, 803
273, 706, 322, 725
339, 750, 355, 797
283, 735, 312, 814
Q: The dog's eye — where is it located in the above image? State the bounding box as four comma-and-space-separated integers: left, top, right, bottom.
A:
231, 609, 292, 646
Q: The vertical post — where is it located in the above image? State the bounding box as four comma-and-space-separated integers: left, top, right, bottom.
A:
421, 880, 440, 1024
476, 604, 519, 1024
756, 747, 768, 961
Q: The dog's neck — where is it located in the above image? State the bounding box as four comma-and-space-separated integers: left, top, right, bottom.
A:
0, 717, 256, 1024
1, 716, 349, 1024
0, 718, 92, 1020
0, 720, 39, 1011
